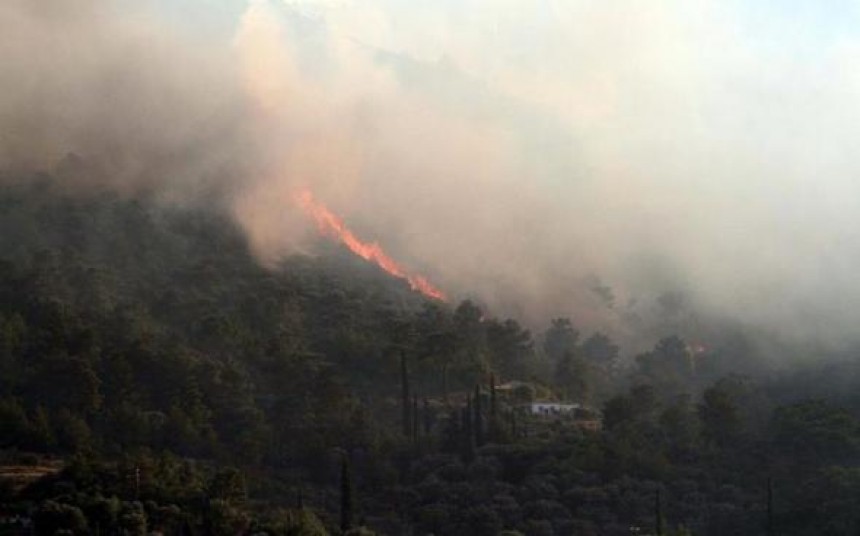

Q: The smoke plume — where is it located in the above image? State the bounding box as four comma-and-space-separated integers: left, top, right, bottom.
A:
4, 0, 860, 350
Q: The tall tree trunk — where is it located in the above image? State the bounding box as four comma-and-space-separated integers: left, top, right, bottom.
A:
767, 477, 774, 536
489, 373, 498, 442
422, 398, 432, 435
401, 351, 411, 438
340, 456, 354, 534
462, 400, 475, 463
412, 396, 419, 444
490, 373, 497, 421
474, 384, 484, 447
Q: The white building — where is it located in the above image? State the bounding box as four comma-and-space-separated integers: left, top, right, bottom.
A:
528, 402, 581, 416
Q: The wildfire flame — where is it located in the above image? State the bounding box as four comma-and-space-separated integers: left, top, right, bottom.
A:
297, 189, 447, 301
688, 343, 707, 354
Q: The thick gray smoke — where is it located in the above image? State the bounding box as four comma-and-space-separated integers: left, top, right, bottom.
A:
3, 0, 860, 352
0, 0, 249, 199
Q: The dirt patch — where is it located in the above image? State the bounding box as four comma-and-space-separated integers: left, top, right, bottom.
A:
0, 460, 63, 493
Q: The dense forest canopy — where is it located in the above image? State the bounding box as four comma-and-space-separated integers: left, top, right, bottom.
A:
5, 1, 860, 534
1, 178, 860, 535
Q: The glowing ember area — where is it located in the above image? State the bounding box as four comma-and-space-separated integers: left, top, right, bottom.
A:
689, 343, 707, 354
297, 190, 447, 301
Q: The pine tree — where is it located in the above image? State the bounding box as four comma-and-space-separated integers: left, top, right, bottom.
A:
340, 456, 354, 534
489, 373, 497, 421
412, 396, 419, 444
474, 384, 485, 447
400, 351, 411, 438
488, 373, 499, 442
441, 409, 461, 453
462, 401, 475, 463
767, 477, 774, 536
422, 398, 432, 435
28, 405, 55, 451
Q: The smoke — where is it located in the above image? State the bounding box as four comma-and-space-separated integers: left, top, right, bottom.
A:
0, 0, 248, 199
4, 0, 860, 350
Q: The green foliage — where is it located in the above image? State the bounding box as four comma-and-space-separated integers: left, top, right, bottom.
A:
487, 319, 534, 381
603, 394, 635, 430
698, 376, 745, 447
256, 508, 329, 535
635, 336, 692, 394
6, 181, 860, 536
118, 501, 148, 535
340, 456, 354, 534
209, 498, 250, 536
53, 409, 92, 453
84, 496, 120, 534
209, 467, 248, 505
543, 318, 578, 364
344, 527, 376, 536
581, 332, 618, 366
0, 397, 29, 446
555, 351, 590, 403
33, 500, 89, 535
660, 395, 700, 460
772, 399, 860, 465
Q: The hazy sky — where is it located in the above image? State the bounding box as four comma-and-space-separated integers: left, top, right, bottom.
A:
4, 0, 860, 346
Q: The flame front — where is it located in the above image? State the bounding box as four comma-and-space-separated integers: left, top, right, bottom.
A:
297, 190, 447, 301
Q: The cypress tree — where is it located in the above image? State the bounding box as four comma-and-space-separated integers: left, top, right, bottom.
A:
767, 477, 774, 536
442, 409, 461, 453
489, 373, 499, 442
490, 373, 497, 421
412, 396, 419, 443
474, 384, 485, 447
422, 398, 432, 435
462, 401, 475, 463
340, 456, 354, 534
400, 351, 411, 438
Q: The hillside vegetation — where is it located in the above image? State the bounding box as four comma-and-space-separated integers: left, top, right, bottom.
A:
2, 178, 860, 535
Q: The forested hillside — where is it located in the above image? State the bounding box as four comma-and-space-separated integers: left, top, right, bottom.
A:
3, 178, 860, 535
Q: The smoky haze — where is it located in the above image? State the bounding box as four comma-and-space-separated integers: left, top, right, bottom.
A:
3, 0, 860, 350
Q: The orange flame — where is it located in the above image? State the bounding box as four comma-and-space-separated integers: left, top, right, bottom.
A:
297, 189, 447, 301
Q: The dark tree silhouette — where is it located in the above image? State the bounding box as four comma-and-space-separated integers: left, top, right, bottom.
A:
340, 456, 354, 534
401, 351, 411, 438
